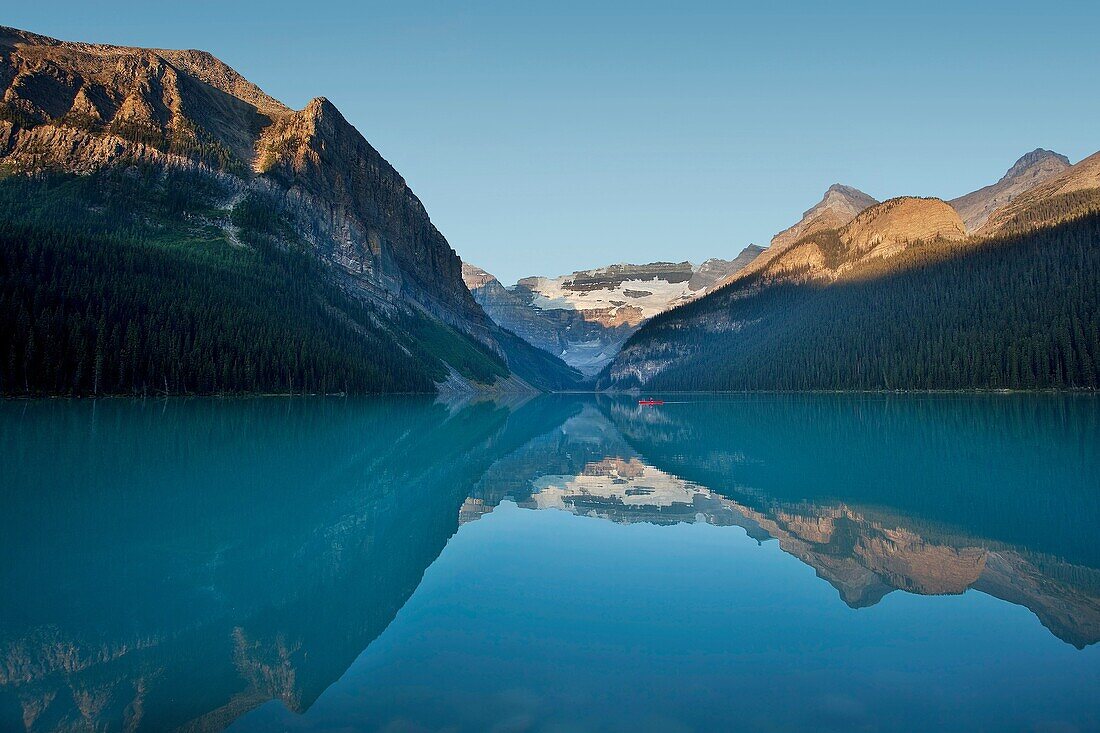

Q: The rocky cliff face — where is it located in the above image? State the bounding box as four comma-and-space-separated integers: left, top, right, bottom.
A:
252, 97, 482, 326
689, 247, 764, 290
836, 196, 967, 259
464, 264, 631, 375
0, 25, 479, 327
949, 148, 1071, 232
465, 249, 763, 375
0, 26, 283, 170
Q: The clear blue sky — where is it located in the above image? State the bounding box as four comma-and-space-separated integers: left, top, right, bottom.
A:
6, 1, 1098, 284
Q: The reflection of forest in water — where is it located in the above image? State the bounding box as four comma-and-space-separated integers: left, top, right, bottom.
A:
1, 394, 1097, 732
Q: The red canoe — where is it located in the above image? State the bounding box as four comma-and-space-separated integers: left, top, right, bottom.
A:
638, 398, 664, 406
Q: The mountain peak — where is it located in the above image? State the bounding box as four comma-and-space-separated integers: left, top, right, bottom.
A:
1, 23, 588, 393
305, 96, 334, 112
824, 183, 869, 198
0, 25, 60, 47
0, 25, 290, 123
950, 148, 1072, 232
818, 183, 878, 211
690, 245, 766, 292
0, 24, 487, 322
462, 262, 498, 290
783, 184, 879, 236
1004, 148, 1071, 180
703, 185, 877, 293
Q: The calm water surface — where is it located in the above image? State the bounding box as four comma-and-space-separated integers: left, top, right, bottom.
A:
1, 395, 1098, 732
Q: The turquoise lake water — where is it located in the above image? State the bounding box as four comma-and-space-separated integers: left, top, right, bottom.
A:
1, 394, 1098, 732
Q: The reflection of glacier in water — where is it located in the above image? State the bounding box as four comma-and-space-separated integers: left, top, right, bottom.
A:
527, 457, 717, 521
1, 394, 1098, 733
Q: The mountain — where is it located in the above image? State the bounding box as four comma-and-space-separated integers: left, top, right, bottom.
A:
769, 183, 880, 253
839, 196, 967, 257
738, 196, 967, 282
601, 174, 1100, 390
980, 150, 1100, 234
691, 248, 765, 290
464, 249, 763, 375
463, 263, 627, 377
517, 261, 721, 326
690, 183, 876, 296
0, 25, 580, 395
706, 184, 877, 293
949, 148, 1071, 232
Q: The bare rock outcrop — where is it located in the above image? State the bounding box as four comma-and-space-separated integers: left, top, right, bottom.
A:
839, 196, 967, 258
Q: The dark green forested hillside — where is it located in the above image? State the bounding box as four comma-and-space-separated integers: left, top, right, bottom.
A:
607, 212, 1100, 391
0, 169, 518, 395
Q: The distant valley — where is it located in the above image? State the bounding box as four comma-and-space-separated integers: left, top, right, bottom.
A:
463, 249, 761, 375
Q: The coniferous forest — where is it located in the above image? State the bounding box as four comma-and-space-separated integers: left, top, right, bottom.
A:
0, 169, 510, 395
3, 165, 1099, 396
611, 212, 1100, 391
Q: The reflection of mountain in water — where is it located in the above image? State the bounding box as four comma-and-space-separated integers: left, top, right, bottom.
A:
462, 398, 1100, 649
1, 395, 1097, 732
0, 397, 576, 733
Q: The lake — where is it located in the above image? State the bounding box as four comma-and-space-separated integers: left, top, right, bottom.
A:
1, 394, 1098, 732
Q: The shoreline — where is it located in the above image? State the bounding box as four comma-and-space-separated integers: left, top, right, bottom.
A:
4, 388, 1098, 401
